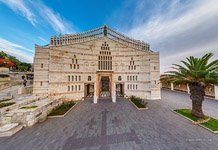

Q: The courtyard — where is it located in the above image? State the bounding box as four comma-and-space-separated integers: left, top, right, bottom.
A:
0, 89, 218, 150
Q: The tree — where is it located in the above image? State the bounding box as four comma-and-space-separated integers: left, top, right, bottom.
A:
164, 53, 218, 118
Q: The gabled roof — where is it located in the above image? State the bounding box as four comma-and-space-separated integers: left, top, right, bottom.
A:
50, 25, 151, 52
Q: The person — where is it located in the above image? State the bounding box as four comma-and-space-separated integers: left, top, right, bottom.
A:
23, 79, 27, 87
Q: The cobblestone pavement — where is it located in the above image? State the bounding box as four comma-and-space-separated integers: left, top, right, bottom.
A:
0, 89, 218, 150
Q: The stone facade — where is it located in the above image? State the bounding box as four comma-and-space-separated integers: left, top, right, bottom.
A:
33, 25, 161, 102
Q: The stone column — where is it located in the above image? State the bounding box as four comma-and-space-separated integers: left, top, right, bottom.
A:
112, 82, 116, 103
170, 83, 174, 91
94, 82, 98, 104
215, 85, 218, 100
187, 84, 190, 94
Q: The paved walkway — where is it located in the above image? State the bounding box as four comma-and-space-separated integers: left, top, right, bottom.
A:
0, 89, 218, 150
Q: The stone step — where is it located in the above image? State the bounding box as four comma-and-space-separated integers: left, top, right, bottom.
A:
0, 123, 23, 137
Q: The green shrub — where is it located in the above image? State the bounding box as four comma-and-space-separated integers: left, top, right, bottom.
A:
130, 96, 146, 108
20, 105, 37, 109
0, 102, 15, 108
48, 101, 75, 116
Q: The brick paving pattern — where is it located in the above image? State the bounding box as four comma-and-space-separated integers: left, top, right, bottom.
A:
0, 89, 218, 150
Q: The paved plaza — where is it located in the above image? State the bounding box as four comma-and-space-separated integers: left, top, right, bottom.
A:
0, 89, 218, 150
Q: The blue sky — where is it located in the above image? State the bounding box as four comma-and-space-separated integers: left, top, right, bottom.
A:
0, 0, 218, 73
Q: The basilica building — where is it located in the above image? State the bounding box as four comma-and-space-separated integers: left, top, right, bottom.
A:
33, 25, 160, 103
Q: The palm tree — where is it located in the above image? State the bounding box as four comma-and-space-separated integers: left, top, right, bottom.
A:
165, 53, 218, 118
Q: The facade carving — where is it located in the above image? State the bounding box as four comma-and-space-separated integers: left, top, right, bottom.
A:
33, 25, 161, 103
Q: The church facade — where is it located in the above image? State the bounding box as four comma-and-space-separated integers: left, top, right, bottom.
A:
33, 25, 161, 103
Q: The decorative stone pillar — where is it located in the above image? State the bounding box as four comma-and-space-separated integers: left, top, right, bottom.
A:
187, 84, 190, 94
170, 83, 174, 91
93, 82, 98, 104
215, 85, 218, 100
112, 82, 116, 103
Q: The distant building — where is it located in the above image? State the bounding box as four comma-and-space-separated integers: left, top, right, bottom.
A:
0, 58, 16, 70
33, 25, 161, 103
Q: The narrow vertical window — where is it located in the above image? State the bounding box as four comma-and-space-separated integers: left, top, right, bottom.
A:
68, 76, 70, 81
75, 76, 77, 81
41, 64, 43, 68
68, 86, 70, 91
79, 85, 81, 91
75, 85, 77, 91
72, 85, 74, 91
88, 76, 91, 81
118, 76, 122, 81
79, 76, 81, 81
40, 81, 42, 86
72, 76, 74, 81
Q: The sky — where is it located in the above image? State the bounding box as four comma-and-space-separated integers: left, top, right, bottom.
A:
0, 0, 218, 73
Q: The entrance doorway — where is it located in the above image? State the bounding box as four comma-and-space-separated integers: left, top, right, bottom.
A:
85, 83, 94, 98
100, 76, 110, 97
116, 83, 124, 97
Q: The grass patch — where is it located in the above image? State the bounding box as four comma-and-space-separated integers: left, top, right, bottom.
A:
48, 102, 75, 116
202, 118, 218, 131
174, 109, 218, 131
0, 98, 12, 103
20, 105, 37, 109
0, 102, 15, 108
0, 74, 9, 78
130, 96, 146, 108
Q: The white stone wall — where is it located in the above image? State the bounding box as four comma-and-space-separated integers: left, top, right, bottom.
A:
33, 37, 161, 100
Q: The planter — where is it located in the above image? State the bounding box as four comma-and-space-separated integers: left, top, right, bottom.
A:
48, 102, 78, 118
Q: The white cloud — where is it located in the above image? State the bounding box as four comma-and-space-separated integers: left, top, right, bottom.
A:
38, 36, 48, 43
0, 0, 74, 34
0, 0, 36, 26
35, 1, 73, 34
0, 38, 33, 63
127, 0, 218, 73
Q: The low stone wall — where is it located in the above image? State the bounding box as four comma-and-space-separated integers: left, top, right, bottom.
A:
1, 96, 63, 127
0, 93, 13, 101
18, 86, 33, 95
0, 77, 10, 82
0, 81, 22, 91
162, 83, 216, 98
